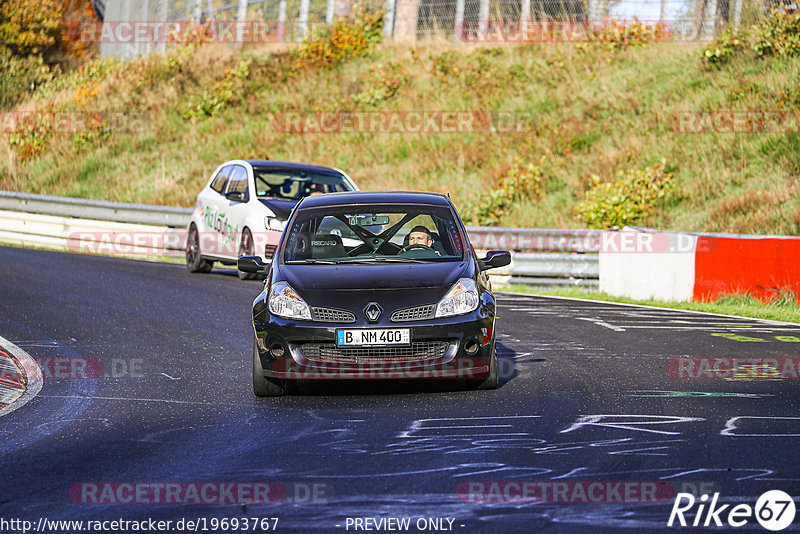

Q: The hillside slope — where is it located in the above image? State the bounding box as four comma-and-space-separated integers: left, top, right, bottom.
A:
1, 16, 799, 233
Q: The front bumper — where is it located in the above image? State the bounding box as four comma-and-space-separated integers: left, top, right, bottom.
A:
254, 312, 495, 380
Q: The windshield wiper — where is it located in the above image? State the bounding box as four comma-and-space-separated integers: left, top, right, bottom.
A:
286, 259, 345, 264
287, 257, 440, 264
368, 257, 433, 263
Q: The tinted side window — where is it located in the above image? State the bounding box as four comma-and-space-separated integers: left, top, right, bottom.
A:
225, 166, 249, 199
210, 166, 232, 194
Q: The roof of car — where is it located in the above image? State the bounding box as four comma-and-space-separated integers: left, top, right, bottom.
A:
241, 160, 344, 174
296, 191, 452, 208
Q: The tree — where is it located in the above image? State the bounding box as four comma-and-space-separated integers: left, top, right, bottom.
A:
0, 0, 64, 59
0, 0, 98, 64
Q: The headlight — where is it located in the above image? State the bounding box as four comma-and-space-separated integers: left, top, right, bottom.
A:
268, 282, 311, 320
264, 216, 285, 232
435, 278, 479, 318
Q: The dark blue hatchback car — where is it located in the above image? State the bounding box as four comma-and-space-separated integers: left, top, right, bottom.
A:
238, 191, 511, 396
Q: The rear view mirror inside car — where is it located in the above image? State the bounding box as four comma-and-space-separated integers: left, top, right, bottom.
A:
349, 214, 390, 226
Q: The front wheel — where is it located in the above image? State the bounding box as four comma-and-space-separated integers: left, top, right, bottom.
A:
253, 335, 287, 397
473, 343, 498, 390
238, 228, 259, 280
186, 224, 213, 273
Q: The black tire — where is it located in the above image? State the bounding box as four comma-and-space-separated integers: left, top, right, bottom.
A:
474, 342, 498, 390
238, 228, 258, 280
253, 335, 286, 397
186, 224, 213, 273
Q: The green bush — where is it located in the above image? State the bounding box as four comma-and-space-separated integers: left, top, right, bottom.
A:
430, 50, 462, 79
0, 0, 63, 58
31, 56, 121, 100
8, 110, 56, 161
1, 0, 98, 67
293, 10, 383, 69
702, 27, 748, 66
753, 8, 800, 57
0, 48, 56, 109
466, 159, 546, 226
183, 59, 252, 119
593, 18, 670, 50
575, 160, 675, 229
0, 0, 101, 108
350, 61, 410, 107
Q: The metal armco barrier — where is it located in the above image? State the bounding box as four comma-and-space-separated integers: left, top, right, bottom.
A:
0, 210, 186, 258
466, 226, 602, 253
0, 191, 192, 227
0, 191, 598, 285
503, 252, 598, 286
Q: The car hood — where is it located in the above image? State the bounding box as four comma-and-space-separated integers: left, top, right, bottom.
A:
258, 198, 298, 219
280, 261, 469, 292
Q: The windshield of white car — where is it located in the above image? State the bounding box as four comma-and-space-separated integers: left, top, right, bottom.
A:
282, 204, 467, 264
253, 168, 352, 200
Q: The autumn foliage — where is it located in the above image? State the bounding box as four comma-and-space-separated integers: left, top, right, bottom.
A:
0, 0, 98, 108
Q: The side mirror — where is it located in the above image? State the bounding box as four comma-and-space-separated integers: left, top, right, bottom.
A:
225, 190, 246, 202
238, 255, 268, 273
479, 250, 511, 271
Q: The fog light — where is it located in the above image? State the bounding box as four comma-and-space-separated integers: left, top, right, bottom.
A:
464, 340, 479, 355
269, 344, 285, 358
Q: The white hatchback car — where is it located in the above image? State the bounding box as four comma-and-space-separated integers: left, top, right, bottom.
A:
186, 159, 358, 279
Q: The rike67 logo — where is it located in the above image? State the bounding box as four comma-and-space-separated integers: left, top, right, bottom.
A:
668, 490, 796, 531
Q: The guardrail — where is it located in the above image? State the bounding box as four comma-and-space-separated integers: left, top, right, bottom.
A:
466, 226, 602, 254
0, 191, 192, 227
0, 191, 598, 286
493, 252, 598, 287
0, 210, 186, 258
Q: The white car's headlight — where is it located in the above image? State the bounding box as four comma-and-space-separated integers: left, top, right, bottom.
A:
268, 282, 311, 320
265, 216, 286, 232
435, 278, 480, 318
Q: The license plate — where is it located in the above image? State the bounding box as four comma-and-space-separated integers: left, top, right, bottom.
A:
336, 328, 410, 346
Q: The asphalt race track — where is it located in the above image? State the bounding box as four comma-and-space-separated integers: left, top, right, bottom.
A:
1, 245, 799, 533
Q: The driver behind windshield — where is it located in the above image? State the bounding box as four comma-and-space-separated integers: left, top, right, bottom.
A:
408, 226, 434, 247
405, 226, 440, 256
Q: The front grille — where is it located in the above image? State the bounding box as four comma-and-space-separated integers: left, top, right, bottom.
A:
391, 304, 436, 322
311, 307, 356, 323
299, 341, 449, 364
264, 244, 277, 258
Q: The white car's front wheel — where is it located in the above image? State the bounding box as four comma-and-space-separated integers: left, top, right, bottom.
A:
238, 228, 259, 280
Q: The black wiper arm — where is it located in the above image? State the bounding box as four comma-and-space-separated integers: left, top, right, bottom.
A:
286, 259, 344, 264
370, 257, 431, 263
288, 257, 434, 264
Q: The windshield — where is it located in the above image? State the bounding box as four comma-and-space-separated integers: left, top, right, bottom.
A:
283, 204, 466, 264
253, 167, 353, 200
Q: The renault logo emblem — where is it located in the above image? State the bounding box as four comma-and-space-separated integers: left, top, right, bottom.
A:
364, 302, 382, 323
